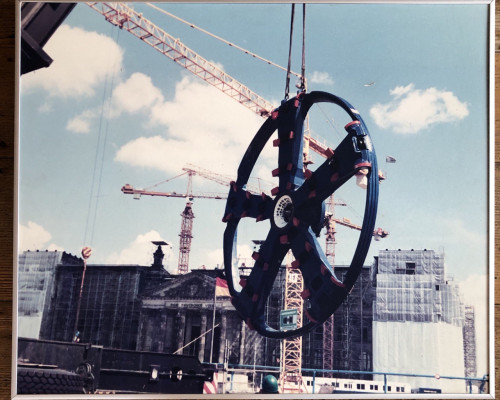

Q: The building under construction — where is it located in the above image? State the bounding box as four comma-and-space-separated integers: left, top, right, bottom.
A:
17, 250, 83, 339
371, 249, 472, 393
23, 246, 373, 373
39, 244, 171, 349
18, 246, 477, 393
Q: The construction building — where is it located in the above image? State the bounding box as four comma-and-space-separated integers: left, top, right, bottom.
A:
25, 244, 477, 394
17, 250, 82, 338
27, 245, 374, 373
331, 265, 374, 375
371, 249, 469, 393
39, 243, 171, 349
137, 268, 265, 366
26, 245, 374, 373
300, 265, 375, 377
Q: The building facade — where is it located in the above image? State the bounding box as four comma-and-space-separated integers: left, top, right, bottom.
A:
40, 244, 171, 349
137, 269, 266, 367
18, 250, 82, 338
331, 265, 374, 374
371, 249, 466, 393
32, 246, 375, 376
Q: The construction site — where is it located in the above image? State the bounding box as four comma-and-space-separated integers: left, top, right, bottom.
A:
17, 1, 490, 396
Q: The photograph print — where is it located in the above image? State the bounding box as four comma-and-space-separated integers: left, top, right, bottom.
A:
15, 1, 494, 398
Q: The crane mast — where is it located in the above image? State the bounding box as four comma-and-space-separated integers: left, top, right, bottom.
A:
178, 201, 194, 274
122, 169, 228, 274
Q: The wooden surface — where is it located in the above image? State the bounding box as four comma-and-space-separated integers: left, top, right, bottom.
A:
0, 1, 498, 399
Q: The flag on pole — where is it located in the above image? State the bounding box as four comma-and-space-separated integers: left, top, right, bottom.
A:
203, 372, 218, 394
215, 277, 230, 297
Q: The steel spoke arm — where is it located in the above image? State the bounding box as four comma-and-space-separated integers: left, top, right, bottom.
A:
222, 189, 274, 222
273, 94, 306, 193
228, 226, 290, 327
292, 120, 373, 213
287, 226, 348, 324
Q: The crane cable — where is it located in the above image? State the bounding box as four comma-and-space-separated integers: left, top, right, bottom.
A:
145, 2, 301, 78
284, 4, 295, 100
300, 4, 306, 92
284, 4, 306, 100
84, 27, 121, 247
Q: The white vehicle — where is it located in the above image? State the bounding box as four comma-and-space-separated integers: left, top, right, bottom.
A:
302, 376, 411, 394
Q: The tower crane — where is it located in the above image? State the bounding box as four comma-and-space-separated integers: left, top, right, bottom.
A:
89, 2, 388, 389
122, 168, 228, 274
86, 2, 332, 157
122, 164, 269, 274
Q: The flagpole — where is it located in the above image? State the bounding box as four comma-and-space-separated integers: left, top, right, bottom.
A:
209, 277, 217, 364
73, 247, 91, 342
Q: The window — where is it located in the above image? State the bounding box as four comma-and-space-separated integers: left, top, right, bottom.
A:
406, 262, 416, 275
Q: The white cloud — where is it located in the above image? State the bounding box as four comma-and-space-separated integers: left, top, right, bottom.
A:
309, 71, 334, 85
109, 72, 165, 117
441, 219, 486, 252
205, 243, 253, 269
66, 109, 98, 133
390, 84, 413, 99
21, 25, 123, 98
105, 230, 173, 267
19, 221, 62, 251
38, 102, 52, 113
115, 76, 268, 175
370, 83, 469, 134
115, 135, 179, 172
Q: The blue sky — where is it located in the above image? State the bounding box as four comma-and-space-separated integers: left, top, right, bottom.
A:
18, 2, 491, 376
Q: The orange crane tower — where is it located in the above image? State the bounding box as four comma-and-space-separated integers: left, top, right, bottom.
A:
122, 168, 228, 274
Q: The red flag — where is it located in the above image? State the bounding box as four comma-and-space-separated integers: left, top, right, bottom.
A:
215, 277, 230, 297
203, 372, 218, 394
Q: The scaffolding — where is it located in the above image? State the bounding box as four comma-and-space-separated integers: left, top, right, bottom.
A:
279, 265, 305, 393
463, 305, 477, 384
322, 195, 336, 374
372, 249, 467, 393
332, 266, 374, 376
17, 250, 82, 338
178, 202, 195, 274
373, 249, 464, 326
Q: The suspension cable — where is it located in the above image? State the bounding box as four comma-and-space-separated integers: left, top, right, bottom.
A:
145, 2, 301, 78
284, 4, 295, 100
285, 4, 308, 99
300, 4, 306, 92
